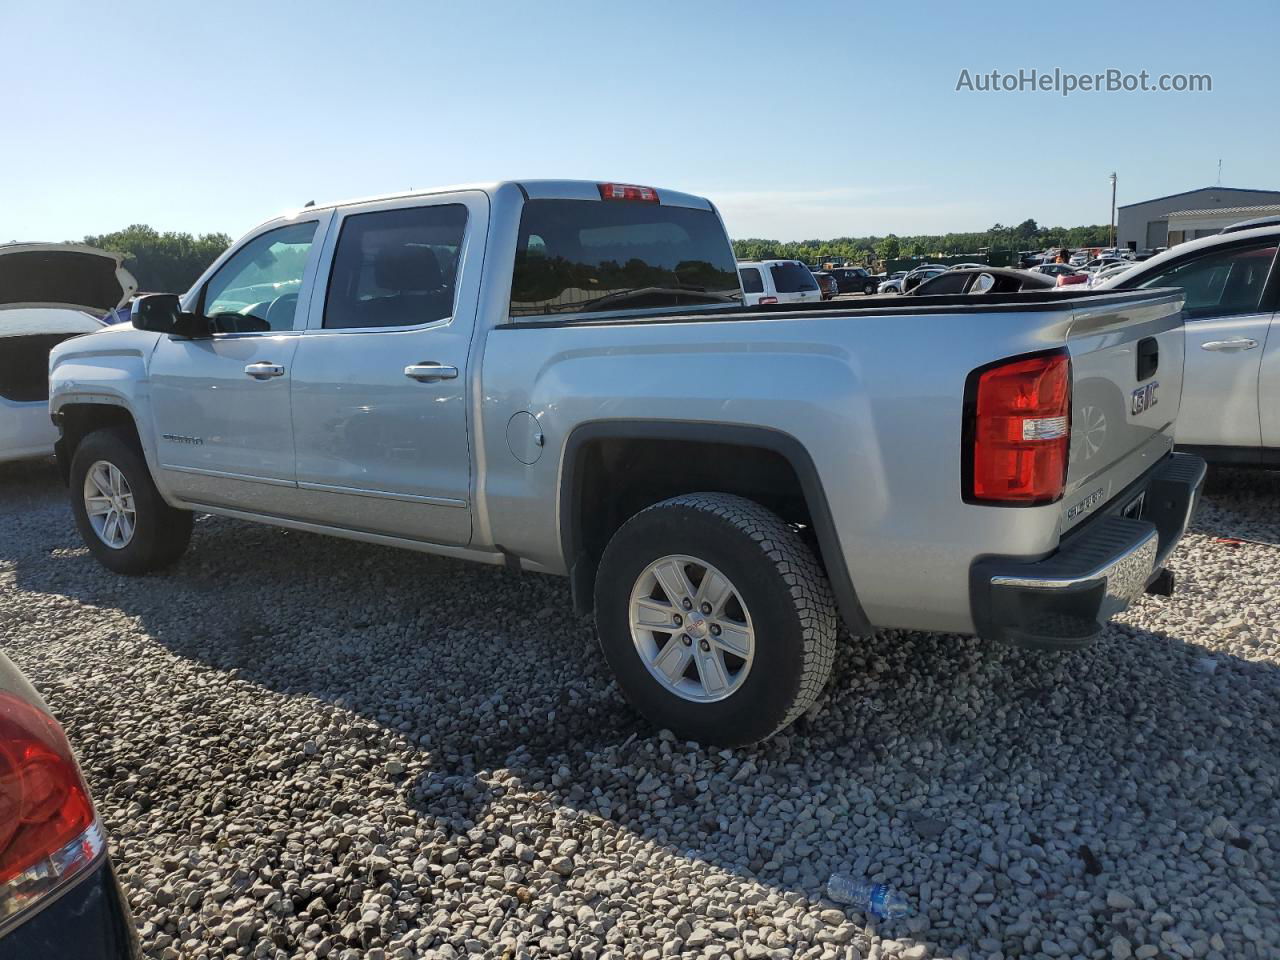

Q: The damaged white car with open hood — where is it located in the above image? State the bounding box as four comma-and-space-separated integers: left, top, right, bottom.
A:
0, 243, 136, 463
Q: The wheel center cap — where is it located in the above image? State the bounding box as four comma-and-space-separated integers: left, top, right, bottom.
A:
685, 611, 709, 638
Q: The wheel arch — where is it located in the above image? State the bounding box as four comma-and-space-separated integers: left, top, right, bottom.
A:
52, 400, 145, 485
558, 420, 871, 635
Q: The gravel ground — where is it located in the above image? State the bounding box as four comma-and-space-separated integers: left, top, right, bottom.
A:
1, 459, 1277, 960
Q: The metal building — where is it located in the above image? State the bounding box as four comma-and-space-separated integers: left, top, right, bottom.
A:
1117, 187, 1280, 251
1165, 203, 1280, 245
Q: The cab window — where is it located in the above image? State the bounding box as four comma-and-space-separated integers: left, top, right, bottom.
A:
739, 267, 764, 294
201, 222, 318, 333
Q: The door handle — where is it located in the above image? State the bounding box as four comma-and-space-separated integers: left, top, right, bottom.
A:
405, 362, 459, 382
1200, 339, 1259, 352
244, 362, 286, 379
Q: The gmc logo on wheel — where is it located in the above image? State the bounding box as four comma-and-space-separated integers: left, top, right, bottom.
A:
1131, 382, 1159, 416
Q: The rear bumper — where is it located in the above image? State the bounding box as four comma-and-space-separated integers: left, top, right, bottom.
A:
970, 452, 1206, 650
0, 857, 139, 960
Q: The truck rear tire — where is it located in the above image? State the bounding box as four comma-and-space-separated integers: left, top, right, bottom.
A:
69, 427, 193, 575
594, 492, 837, 746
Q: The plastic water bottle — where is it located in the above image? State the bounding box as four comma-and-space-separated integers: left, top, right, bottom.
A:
826, 874, 911, 920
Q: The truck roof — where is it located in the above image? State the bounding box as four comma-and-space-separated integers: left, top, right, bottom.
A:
277, 179, 715, 223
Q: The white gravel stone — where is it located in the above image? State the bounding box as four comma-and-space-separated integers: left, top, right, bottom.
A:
1, 460, 1277, 960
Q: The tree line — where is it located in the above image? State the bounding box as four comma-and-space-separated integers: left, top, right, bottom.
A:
81, 224, 232, 293
73, 217, 1116, 294
733, 219, 1114, 265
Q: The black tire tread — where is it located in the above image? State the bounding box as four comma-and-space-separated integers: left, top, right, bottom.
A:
623, 492, 838, 738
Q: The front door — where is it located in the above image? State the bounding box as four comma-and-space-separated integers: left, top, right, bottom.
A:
149, 217, 328, 512
287, 192, 487, 546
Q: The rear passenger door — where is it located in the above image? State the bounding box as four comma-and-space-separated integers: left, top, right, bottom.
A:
287, 191, 489, 546
1133, 240, 1277, 451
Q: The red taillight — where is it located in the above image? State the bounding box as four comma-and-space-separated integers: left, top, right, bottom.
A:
597, 183, 660, 203
1056, 273, 1088, 286
758, 296, 778, 305
0, 692, 101, 925
967, 351, 1071, 504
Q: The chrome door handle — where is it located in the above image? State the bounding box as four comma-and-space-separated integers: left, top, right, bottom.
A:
1201, 339, 1259, 352
405, 362, 459, 382
244, 362, 286, 379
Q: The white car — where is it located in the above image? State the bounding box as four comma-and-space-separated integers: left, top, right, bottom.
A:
0, 244, 134, 463
1082, 257, 1126, 274
736, 260, 822, 306
1088, 263, 1134, 287
1097, 224, 1280, 464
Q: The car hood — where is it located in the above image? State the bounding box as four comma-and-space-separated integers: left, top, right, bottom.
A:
0, 243, 137, 319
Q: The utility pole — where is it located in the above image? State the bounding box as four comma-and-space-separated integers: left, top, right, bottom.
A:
1108, 172, 1117, 248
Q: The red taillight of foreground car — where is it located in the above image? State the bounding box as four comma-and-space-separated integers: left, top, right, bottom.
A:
0, 691, 102, 926
1056, 272, 1088, 286
965, 350, 1071, 505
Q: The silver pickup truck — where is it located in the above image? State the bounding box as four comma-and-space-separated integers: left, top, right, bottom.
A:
48, 180, 1205, 744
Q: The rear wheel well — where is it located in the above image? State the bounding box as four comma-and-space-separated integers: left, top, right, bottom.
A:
560, 424, 871, 634
54, 404, 142, 482
572, 437, 813, 564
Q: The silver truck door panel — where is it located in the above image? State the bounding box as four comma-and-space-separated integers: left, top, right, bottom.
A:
1177, 313, 1268, 448
150, 335, 303, 513
151, 214, 329, 513
286, 191, 489, 547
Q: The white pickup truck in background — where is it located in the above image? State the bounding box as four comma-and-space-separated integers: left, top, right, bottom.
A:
48, 180, 1205, 744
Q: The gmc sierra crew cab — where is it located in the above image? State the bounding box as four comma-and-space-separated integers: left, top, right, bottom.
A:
48, 180, 1205, 745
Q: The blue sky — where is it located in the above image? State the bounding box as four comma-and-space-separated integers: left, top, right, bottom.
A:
2, 0, 1274, 242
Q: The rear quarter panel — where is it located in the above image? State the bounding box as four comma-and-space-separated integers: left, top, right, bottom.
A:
479, 302, 1166, 635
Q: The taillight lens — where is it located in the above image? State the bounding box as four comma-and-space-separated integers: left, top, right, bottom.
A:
966, 351, 1071, 504
0, 691, 102, 927
597, 183, 660, 203
758, 296, 778, 305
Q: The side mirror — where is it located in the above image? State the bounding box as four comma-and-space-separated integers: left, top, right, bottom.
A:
130, 294, 181, 333
130, 294, 211, 339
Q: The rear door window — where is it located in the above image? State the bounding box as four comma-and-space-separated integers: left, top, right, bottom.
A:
324, 204, 468, 329
769, 262, 819, 293
739, 268, 764, 294
510, 199, 741, 318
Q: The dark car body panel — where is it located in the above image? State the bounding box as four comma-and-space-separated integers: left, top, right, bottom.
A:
0, 858, 138, 960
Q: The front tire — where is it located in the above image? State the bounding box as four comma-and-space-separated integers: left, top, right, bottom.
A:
864, 282, 876, 295
69, 427, 193, 575
594, 493, 837, 746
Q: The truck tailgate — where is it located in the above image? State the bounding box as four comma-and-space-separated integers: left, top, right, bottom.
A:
1062, 291, 1184, 532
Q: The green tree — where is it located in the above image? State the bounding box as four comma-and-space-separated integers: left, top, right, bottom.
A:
874, 235, 900, 261
82, 224, 232, 293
